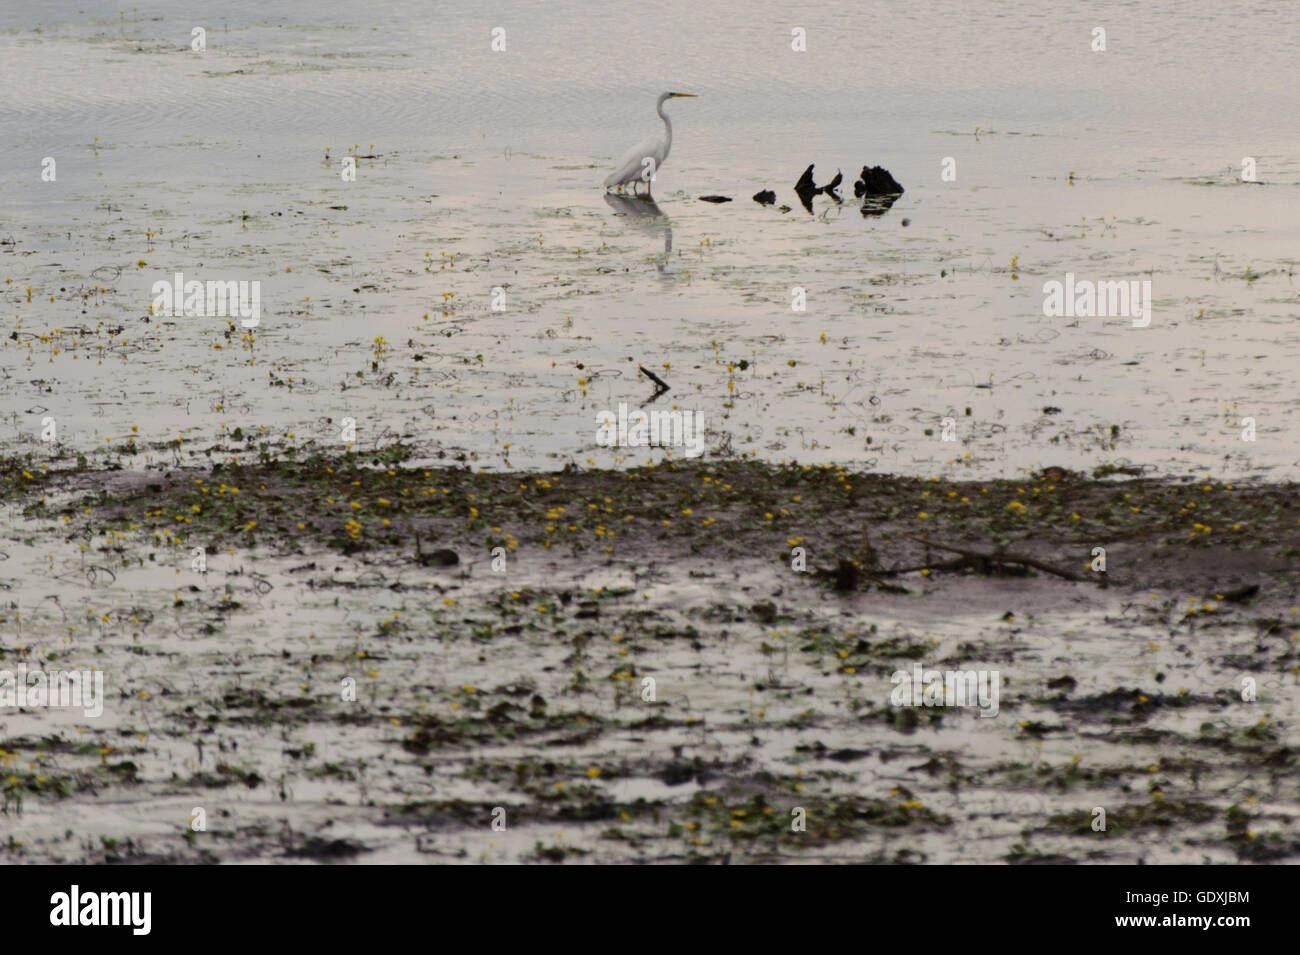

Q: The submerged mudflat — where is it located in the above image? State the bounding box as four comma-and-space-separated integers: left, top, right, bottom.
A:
1, 451, 1296, 863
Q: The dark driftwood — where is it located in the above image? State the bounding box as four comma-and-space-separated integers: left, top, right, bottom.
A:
876, 556, 981, 577
903, 536, 1089, 583
813, 524, 1089, 594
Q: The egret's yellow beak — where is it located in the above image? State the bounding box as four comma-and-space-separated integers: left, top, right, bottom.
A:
670, 93, 697, 98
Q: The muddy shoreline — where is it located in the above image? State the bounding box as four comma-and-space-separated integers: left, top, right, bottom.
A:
0, 452, 1296, 863
8, 450, 1299, 592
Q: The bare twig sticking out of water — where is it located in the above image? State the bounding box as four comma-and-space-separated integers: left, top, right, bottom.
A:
638, 364, 670, 399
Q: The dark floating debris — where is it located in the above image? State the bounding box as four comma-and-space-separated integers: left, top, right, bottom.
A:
821, 169, 843, 200
793, 164, 845, 212
752, 189, 776, 205
699, 195, 732, 203
794, 164, 818, 195
854, 165, 905, 198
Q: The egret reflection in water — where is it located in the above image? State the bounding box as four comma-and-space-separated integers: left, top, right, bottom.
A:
603, 193, 674, 272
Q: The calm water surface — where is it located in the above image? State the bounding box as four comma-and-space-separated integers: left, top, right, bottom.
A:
2, 0, 1297, 478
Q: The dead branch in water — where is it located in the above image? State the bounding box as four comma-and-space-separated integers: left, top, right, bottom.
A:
638, 365, 670, 395
900, 535, 1091, 584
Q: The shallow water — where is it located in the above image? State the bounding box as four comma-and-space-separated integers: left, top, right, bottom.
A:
2, 0, 1298, 478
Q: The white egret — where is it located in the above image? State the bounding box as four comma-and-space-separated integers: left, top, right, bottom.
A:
603, 92, 696, 194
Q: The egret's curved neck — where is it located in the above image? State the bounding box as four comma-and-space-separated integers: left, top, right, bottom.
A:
657, 95, 673, 154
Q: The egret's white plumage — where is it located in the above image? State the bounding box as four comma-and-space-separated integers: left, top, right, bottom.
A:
603, 91, 696, 192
